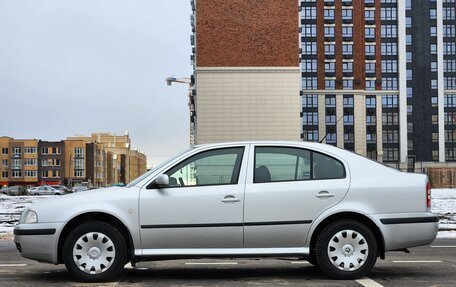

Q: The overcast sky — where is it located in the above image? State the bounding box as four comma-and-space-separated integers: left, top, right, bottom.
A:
0, 0, 192, 167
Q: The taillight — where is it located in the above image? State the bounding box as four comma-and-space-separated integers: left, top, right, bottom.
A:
426, 181, 431, 209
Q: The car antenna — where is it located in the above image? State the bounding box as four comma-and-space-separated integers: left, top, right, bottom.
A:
319, 114, 344, 143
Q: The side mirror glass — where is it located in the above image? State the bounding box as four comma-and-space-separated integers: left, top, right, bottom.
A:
155, 174, 169, 187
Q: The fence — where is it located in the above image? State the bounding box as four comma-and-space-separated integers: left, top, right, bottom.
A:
426, 168, 456, 188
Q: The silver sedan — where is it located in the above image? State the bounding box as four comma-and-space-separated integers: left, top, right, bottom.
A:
14, 141, 438, 282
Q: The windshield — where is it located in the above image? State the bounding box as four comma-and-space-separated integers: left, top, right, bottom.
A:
126, 147, 194, 187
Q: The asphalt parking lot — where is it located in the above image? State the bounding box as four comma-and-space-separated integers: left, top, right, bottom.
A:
0, 238, 455, 287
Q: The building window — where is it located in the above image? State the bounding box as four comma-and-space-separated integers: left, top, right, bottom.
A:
407, 69, 413, 80
343, 61, 353, 73
303, 42, 317, 55
381, 60, 398, 73
446, 77, 456, 89
430, 8, 437, 19
342, 44, 353, 55
303, 59, 318, 73
303, 7, 317, 19
1, 159, 7, 167
384, 148, 399, 162
443, 7, 456, 20
326, 95, 336, 107
11, 159, 22, 169
74, 158, 84, 170
24, 147, 37, 154
445, 94, 456, 107
324, 9, 335, 20
12, 170, 22, 178
432, 150, 439, 161
431, 79, 438, 89
12, 147, 21, 157
431, 44, 438, 54
366, 62, 376, 73
444, 25, 456, 37
302, 95, 318, 108
303, 112, 318, 125
382, 78, 398, 90
324, 26, 335, 38
381, 7, 397, 20
343, 79, 354, 89
303, 24, 317, 37
342, 9, 352, 20
325, 44, 335, 55
381, 42, 397, 55
366, 79, 376, 90
343, 95, 354, 107
325, 61, 336, 73
74, 170, 84, 177
365, 27, 375, 39
366, 133, 377, 143
24, 159, 37, 166
430, 26, 437, 37
382, 95, 398, 108
1, 172, 7, 178
344, 115, 354, 125
342, 26, 353, 38
381, 25, 397, 38
365, 10, 375, 21
325, 79, 336, 89
303, 130, 319, 142
444, 43, 456, 55
366, 97, 376, 108
365, 44, 375, 56
382, 112, 399, 125
302, 77, 317, 90
74, 147, 85, 158
432, 97, 438, 107
24, 170, 37, 178
445, 59, 456, 72
1, 148, 7, 155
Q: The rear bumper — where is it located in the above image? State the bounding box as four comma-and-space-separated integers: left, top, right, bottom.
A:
14, 222, 64, 264
374, 213, 439, 251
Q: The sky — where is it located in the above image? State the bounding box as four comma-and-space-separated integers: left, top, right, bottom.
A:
0, 0, 192, 167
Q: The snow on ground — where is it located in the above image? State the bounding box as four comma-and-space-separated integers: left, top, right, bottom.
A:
0, 190, 455, 238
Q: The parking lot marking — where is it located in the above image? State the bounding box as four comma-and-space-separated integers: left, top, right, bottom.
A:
185, 262, 238, 265
0, 264, 27, 267
392, 260, 442, 263
290, 261, 311, 264
356, 277, 384, 287
431, 245, 456, 248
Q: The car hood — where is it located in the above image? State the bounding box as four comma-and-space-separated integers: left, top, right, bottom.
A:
24, 186, 140, 223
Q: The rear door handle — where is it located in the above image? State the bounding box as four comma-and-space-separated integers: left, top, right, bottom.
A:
316, 190, 335, 198
222, 195, 241, 203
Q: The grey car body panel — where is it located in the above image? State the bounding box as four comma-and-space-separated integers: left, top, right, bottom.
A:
14, 141, 438, 265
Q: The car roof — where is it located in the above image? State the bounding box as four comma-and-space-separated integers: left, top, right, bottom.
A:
193, 141, 341, 153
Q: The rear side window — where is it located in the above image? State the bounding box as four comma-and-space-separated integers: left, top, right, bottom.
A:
254, 147, 345, 183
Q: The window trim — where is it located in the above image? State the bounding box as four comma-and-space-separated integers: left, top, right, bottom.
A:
253, 146, 346, 184
147, 146, 246, 189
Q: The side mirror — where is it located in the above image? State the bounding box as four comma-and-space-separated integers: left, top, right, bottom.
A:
155, 174, 169, 187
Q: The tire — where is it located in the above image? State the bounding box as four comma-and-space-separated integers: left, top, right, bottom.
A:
63, 221, 127, 282
315, 220, 378, 280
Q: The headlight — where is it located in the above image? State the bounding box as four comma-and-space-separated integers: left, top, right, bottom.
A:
19, 210, 38, 224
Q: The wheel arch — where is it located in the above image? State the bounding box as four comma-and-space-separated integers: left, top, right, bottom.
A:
309, 212, 385, 260
57, 212, 135, 264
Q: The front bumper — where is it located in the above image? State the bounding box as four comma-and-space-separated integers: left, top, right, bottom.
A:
14, 222, 65, 264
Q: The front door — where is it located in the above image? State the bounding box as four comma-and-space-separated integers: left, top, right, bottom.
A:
139, 146, 248, 250
244, 145, 350, 248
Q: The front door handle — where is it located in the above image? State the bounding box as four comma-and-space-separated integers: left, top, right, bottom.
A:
222, 195, 241, 203
316, 190, 335, 198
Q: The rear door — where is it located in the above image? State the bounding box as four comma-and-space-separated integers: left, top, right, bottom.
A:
243, 145, 350, 248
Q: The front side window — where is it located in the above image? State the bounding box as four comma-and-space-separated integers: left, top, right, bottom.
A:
254, 147, 345, 183
165, 147, 244, 187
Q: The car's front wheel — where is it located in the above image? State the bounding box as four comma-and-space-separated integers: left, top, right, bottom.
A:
315, 220, 378, 280
63, 221, 127, 282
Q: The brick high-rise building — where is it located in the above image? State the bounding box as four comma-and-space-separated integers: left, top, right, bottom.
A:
299, 0, 456, 173
191, 0, 302, 144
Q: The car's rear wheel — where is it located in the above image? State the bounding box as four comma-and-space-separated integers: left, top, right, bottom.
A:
63, 221, 127, 282
315, 220, 378, 280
